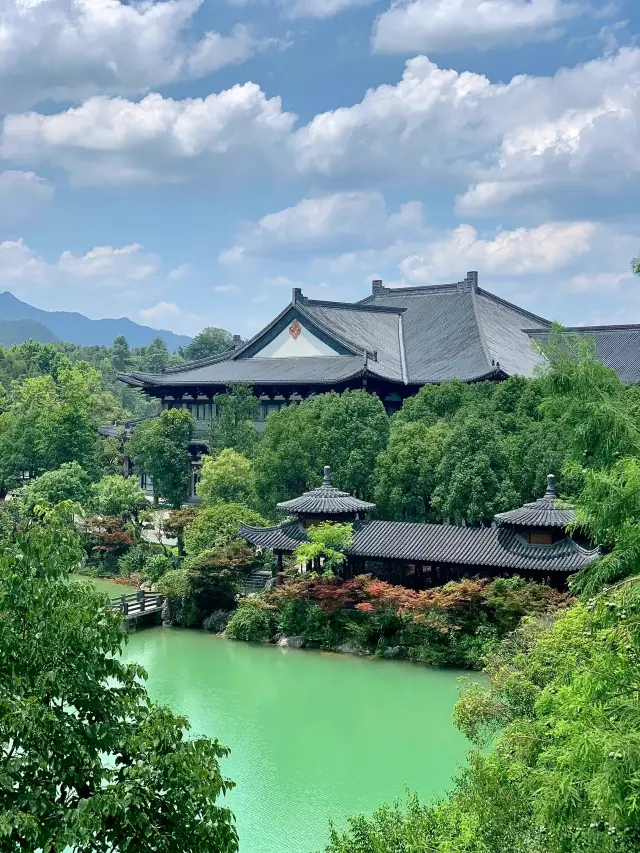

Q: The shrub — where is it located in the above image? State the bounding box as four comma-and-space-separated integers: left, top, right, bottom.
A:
225, 599, 277, 643
144, 553, 176, 583
184, 502, 268, 556
157, 568, 189, 600
197, 449, 256, 506
89, 474, 147, 519
23, 462, 90, 513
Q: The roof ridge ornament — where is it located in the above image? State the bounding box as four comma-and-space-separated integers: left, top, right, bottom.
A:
323, 465, 332, 486
545, 473, 557, 497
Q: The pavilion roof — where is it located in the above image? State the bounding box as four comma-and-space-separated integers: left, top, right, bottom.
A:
494, 475, 576, 529
239, 517, 599, 573
276, 467, 376, 516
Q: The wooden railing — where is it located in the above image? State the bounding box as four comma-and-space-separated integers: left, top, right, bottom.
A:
109, 591, 165, 616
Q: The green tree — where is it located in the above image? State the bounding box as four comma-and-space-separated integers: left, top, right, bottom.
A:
181, 327, 233, 362
394, 379, 475, 426
374, 421, 449, 521
254, 403, 318, 513
0, 412, 21, 499
8, 374, 57, 477
0, 504, 238, 852
183, 502, 267, 556
311, 390, 389, 499
197, 449, 256, 506
632, 252, 640, 277
295, 522, 353, 576
162, 504, 201, 557
254, 390, 389, 513
89, 473, 147, 519
44, 364, 102, 474
22, 461, 91, 513
433, 417, 517, 524
141, 336, 171, 373
540, 325, 640, 470
127, 409, 195, 508
210, 383, 260, 457
110, 334, 132, 372
328, 588, 640, 853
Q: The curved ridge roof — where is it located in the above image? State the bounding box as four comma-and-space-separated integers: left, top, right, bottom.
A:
494, 474, 575, 529
276, 466, 376, 516
239, 516, 599, 573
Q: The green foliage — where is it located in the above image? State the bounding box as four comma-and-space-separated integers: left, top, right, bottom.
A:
254, 389, 389, 513
143, 553, 177, 583
210, 383, 260, 457
540, 324, 640, 470
23, 461, 90, 513
374, 421, 449, 521
183, 502, 267, 556
197, 448, 256, 506
157, 567, 190, 599
570, 458, 640, 594
178, 541, 257, 626
162, 504, 201, 556
225, 599, 278, 642
128, 408, 195, 508
433, 417, 517, 525
0, 504, 238, 853
89, 473, 147, 518
295, 522, 353, 576
327, 586, 640, 853
181, 327, 233, 361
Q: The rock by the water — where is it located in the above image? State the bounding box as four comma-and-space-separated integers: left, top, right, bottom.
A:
336, 641, 363, 656
161, 599, 173, 626
203, 610, 232, 633
277, 635, 305, 648
381, 646, 403, 660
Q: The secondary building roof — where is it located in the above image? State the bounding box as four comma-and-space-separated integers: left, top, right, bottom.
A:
277, 466, 376, 516
239, 518, 599, 574
494, 474, 576, 529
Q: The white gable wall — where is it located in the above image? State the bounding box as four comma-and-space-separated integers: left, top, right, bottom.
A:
252, 321, 340, 358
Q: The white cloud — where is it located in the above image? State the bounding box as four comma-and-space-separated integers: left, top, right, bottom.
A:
277, 0, 375, 19
167, 263, 190, 281
3, 48, 640, 216
213, 283, 243, 292
0, 238, 159, 298
0, 170, 53, 229
569, 271, 633, 293
223, 191, 398, 258
1, 86, 296, 185
0, 0, 272, 111
138, 301, 182, 321
398, 221, 596, 282
372, 0, 584, 54
138, 301, 204, 334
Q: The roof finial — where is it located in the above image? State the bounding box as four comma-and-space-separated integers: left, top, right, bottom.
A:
546, 474, 557, 496
323, 465, 332, 486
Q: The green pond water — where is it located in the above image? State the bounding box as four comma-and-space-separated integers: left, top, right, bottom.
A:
89, 578, 470, 853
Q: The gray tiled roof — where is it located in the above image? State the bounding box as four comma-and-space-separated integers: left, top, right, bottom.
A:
240, 517, 599, 573
277, 466, 376, 515
239, 520, 309, 551
527, 325, 640, 384
348, 521, 597, 572
494, 475, 575, 529
118, 275, 640, 391
124, 356, 367, 386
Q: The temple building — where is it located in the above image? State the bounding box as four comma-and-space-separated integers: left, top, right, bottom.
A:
117, 272, 640, 433
239, 471, 599, 589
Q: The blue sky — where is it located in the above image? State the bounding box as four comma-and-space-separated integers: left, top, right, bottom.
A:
1, 0, 639, 339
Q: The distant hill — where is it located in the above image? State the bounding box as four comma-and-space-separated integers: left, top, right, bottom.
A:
0, 292, 191, 350
0, 318, 59, 347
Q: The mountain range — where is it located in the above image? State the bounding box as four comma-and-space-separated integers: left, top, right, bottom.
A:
0, 292, 191, 350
